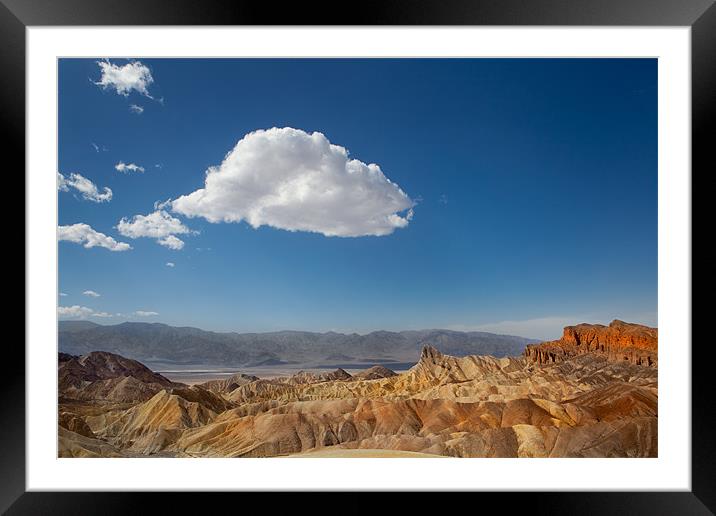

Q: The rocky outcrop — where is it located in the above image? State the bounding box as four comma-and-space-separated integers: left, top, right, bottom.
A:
58, 351, 186, 403
58, 352, 76, 363
169, 385, 233, 413
59, 351, 178, 391
59, 411, 96, 438
524, 320, 657, 367
58, 427, 125, 458
199, 373, 259, 394
61, 375, 175, 403
87, 389, 220, 453
281, 368, 353, 385
352, 365, 398, 380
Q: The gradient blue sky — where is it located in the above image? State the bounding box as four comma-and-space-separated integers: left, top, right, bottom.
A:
58, 58, 657, 340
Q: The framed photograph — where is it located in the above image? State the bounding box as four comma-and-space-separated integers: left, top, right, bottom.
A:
8, 0, 709, 511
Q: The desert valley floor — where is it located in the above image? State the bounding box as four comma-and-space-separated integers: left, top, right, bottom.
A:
58, 320, 658, 458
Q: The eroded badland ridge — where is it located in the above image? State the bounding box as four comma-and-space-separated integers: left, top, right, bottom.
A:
58, 320, 658, 458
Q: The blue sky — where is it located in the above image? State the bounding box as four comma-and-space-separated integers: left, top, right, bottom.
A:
58, 58, 657, 340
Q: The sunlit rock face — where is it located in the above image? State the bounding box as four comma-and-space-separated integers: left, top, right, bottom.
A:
524, 320, 657, 367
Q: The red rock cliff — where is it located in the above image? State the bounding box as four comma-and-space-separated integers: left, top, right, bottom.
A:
524, 320, 657, 367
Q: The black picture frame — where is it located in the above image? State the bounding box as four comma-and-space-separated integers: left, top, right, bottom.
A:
5, 0, 709, 512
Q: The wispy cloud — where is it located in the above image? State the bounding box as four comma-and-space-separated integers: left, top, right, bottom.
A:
59, 292, 68, 297
129, 104, 144, 114
134, 310, 159, 317
165, 262, 175, 268
58, 172, 112, 203
58, 305, 113, 319
82, 290, 100, 298
115, 162, 145, 174
58, 223, 132, 252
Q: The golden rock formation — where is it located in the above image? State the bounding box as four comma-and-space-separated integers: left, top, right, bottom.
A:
524, 320, 657, 367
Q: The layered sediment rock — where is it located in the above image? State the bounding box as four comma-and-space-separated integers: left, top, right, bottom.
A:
58, 322, 659, 458
524, 320, 657, 367
199, 373, 259, 394
59, 351, 184, 403
280, 368, 353, 385
352, 366, 398, 380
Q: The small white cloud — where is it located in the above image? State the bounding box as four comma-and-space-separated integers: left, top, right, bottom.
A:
94, 60, 154, 97
171, 127, 415, 238
129, 104, 144, 114
91, 142, 99, 153
438, 194, 449, 205
59, 292, 68, 297
82, 290, 101, 298
115, 162, 145, 174
58, 172, 112, 203
165, 262, 175, 267
134, 310, 159, 317
58, 305, 114, 319
157, 235, 184, 250
58, 223, 132, 252
58, 305, 94, 319
117, 209, 193, 250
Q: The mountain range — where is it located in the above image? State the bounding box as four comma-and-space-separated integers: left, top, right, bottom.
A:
58, 321, 538, 368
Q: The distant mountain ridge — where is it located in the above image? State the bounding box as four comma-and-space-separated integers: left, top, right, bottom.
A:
58, 321, 539, 368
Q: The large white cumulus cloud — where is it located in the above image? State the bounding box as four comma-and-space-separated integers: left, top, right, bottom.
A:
171, 127, 415, 237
